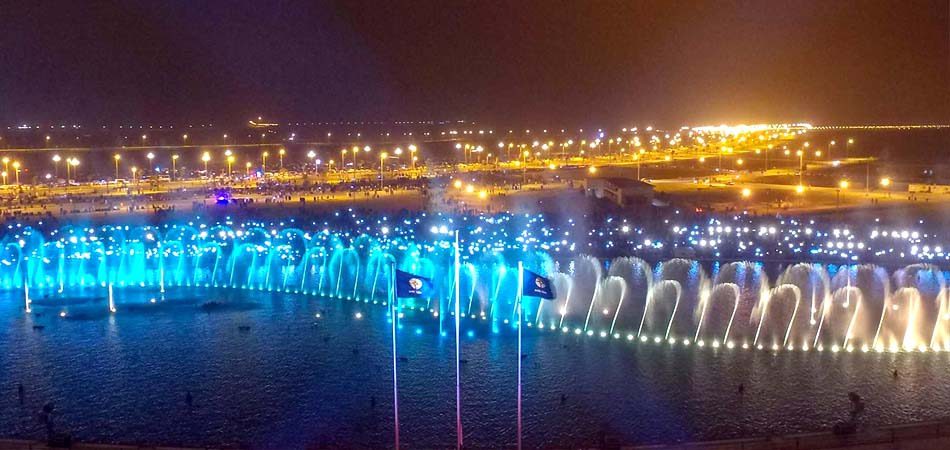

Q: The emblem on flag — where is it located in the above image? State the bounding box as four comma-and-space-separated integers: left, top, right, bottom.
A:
396, 269, 433, 298
522, 269, 555, 299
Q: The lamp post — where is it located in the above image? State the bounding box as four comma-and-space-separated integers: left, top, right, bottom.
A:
113, 154, 121, 182
51, 155, 60, 179
131, 166, 138, 185
224, 149, 233, 176
261, 151, 269, 174
278, 148, 285, 170
12, 161, 20, 185
245, 162, 252, 177
837, 180, 849, 209
341, 149, 347, 171
1, 171, 6, 185
147, 152, 155, 173
307, 150, 317, 175
797, 149, 804, 186
380, 152, 388, 190
202, 152, 211, 176
172, 154, 179, 180
69, 158, 79, 181
522, 150, 529, 185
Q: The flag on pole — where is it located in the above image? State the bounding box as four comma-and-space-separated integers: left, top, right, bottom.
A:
395, 269, 433, 298
521, 269, 555, 299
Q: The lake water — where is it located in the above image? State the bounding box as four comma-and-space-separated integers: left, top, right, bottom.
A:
1, 287, 949, 448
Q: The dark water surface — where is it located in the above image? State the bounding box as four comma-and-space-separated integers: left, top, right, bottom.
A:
1, 287, 948, 449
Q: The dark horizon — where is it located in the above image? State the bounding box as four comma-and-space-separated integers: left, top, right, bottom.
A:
1, 0, 948, 127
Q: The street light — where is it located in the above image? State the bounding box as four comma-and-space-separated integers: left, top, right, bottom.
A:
741, 187, 752, 198
113, 154, 121, 181
261, 151, 269, 174
1, 171, 6, 185
51, 154, 60, 178
278, 148, 285, 170
379, 152, 388, 190
307, 150, 318, 174
201, 152, 211, 176
880, 177, 891, 187
131, 166, 138, 185
68, 158, 79, 182
147, 152, 155, 173
226, 155, 235, 176
245, 161, 252, 176
797, 149, 804, 186
172, 154, 179, 180
12, 161, 20, 185
837, 180, 849, 209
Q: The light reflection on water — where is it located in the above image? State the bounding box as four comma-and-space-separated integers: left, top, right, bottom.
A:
0, 287, 948, 448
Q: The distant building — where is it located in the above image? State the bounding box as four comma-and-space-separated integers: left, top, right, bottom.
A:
580, 177, 654, 207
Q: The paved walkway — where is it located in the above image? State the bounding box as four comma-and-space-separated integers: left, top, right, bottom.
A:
628, 419, 950, 450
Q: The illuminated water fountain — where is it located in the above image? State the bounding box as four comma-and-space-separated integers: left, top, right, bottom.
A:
0, 223, 948, 353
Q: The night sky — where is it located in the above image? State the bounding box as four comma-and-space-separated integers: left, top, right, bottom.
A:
1, 0, 947, 127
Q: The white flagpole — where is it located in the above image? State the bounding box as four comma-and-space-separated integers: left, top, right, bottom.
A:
454, 230, 463, 449
516, 261, 524, 450
391, 262, 400, 450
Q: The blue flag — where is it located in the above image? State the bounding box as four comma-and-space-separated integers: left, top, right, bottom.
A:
522, 269, 555, 300
395, 269, 433, 298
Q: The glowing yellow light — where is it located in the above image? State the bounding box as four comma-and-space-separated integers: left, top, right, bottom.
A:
588, 166, 597, 174
741, 188, 751, 198
453, 180, 463, 189
839, 180, 849, 189
880, 177, 891, 187
478, 190, 487, 199
796, 184, 805, 194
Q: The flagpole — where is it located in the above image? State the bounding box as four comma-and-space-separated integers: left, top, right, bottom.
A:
516, 261, 524, 450
390, 262, 400, 450
454, 230, 463, 449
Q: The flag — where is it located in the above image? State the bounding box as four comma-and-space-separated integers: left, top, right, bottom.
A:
395, 269, 433, 298
522, 269, 555, 299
